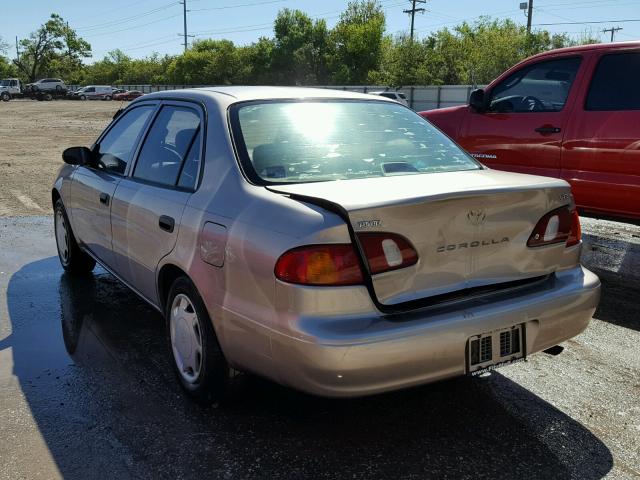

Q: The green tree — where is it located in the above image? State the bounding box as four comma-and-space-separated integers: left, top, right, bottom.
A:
0, 36, 18, 78
272, 9, 330, 85
166, 39, 246, 85
14, 14, 91, 82
328, 0, 385, 84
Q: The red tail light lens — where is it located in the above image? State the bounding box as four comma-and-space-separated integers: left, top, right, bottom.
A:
567, 209, 581, 247
357, 233, 418, 274
275, 244, 364, 286
527, 206, 576, 247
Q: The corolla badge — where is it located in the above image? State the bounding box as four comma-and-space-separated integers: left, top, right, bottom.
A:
466, 209, 486, 225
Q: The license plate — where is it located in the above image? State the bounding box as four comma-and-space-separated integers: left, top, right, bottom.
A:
467, 324, 525, 376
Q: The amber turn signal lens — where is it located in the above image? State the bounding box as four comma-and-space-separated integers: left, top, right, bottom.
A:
275, 244, 364, 286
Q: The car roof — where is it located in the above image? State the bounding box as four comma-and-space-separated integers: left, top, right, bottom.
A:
139, 86, 398, 107
526, 41, 640, 61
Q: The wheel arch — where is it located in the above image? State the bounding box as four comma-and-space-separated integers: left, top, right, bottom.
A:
157, 263, 190, 312
51, 188, 61, 209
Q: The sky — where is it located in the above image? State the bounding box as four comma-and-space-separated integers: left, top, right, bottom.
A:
2, 0, 640, 61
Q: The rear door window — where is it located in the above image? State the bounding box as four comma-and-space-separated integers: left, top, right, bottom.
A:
133, 105, 201, 188
489, 57, 582, 113
585, 52, 640, 111
96, 105, 155, 174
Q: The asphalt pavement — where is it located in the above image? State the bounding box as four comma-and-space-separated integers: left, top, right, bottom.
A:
0, 215, 638, 479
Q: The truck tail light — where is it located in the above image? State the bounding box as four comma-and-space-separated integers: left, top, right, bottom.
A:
357, 233, 419, 274
275, 244, 364, 286
527, 206, 579, 248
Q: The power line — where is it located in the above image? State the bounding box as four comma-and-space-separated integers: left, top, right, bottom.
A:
404, 0, 426, 41
534, 18, 640, 25
75, 2, 179, 32
190, 0, 288, 13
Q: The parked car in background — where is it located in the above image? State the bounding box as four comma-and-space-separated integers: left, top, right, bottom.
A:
26, 78, 66, 93
1, 78, 67, 101
369, 90, 408, 106
113, 90, 144, 101
111, 88, 126, 95
70, 85, 113, 100
420, 41, 640, 220
52, 87, 599, 403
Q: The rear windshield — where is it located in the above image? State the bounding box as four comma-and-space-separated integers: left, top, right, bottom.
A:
231, 100, 480, 184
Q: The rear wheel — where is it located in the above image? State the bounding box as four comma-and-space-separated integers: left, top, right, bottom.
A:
166, 276, 237, 404
44, 93, 53, 101
79, 94, 86, 100
0, 92, 9, 101
54, 199, 96, 274
104, 95, 112, 101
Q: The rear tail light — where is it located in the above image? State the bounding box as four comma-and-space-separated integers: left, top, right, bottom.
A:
357, 233, 418, 274
567, 209, 581, 247
527, 206, 580, 248
275, 244, 363, 286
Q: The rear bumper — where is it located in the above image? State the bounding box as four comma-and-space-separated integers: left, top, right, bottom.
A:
266, 265, 600, 397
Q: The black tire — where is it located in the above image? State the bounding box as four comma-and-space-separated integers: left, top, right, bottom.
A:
80, 94, 86, 101
0, 92, 9, 102
166, 276, 238, 404
55, 85, 62, 91
44, 93, 53, 101
54, 199, 96, 275
104, 95, 112, 101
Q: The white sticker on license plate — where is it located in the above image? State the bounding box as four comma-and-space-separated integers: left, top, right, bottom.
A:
467, 324, 525, 376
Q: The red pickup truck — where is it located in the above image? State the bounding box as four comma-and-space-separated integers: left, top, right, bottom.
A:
420, 42, 640, 220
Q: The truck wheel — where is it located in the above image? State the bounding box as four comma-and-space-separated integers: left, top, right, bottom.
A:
166, 276, 238, 404
0, 92, 9, 102
44, 93, 53, 101
54, 199, 96, 275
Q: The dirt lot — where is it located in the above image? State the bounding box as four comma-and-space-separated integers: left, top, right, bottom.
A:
0, 100, 118, 216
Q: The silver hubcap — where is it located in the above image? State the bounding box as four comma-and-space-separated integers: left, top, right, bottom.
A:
170, 294, 203, 384
55, 209, 70, 264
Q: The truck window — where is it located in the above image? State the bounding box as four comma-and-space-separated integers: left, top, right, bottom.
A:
585, 52, 640, 111
488, 57, 581, 113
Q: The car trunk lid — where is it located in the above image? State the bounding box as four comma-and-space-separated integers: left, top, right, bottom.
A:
268, 169, 573, 307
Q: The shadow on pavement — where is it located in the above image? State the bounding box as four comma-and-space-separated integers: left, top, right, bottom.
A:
3, 257, 613, 479
582, 233, 640, 331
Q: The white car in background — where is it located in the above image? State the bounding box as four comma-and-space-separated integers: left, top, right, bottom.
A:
369, 91, 409, 106
72, 85, 114, 100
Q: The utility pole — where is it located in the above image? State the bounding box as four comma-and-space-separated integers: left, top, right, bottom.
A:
15, 36, 20, 61
180, 0, 188, 51
602, 26, 622, 42
404, 0, 426, 42
526, 0, 533, 34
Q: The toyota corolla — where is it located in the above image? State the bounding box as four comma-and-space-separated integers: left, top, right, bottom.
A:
52, 87, 600, 402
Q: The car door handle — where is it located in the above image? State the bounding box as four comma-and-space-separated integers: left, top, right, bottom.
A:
534, 126, 561, 134
159, 215, 175, 233
99, 192, 110, 205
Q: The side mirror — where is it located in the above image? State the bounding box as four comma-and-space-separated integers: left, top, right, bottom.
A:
469, 88, 486, 112
62, 146, 93, 166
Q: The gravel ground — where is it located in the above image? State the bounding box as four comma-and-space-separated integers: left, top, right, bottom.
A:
0, 100, 118, 216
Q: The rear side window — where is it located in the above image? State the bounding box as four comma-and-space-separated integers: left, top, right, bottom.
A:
133, 105, 201, 188
489, 57, 582, 113
585, 52, 640, 111
96, 105, 155, 174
